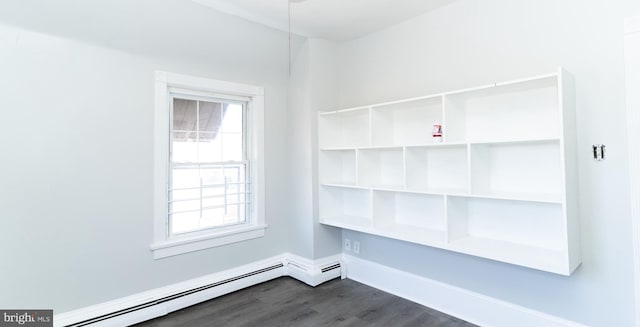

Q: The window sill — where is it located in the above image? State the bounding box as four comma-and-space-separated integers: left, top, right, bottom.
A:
150, 224, 267, 259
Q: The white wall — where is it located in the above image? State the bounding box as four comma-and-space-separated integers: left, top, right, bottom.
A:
288, 38, 342, 259
335, 0, 640, 325
307, 40, 343, 258
0, 0, 290, 313
288, 38, 315, 258
626, 15, 640, 327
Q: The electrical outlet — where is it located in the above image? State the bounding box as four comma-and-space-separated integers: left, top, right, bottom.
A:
353, 241, 360, 254
344, 239, 351, 252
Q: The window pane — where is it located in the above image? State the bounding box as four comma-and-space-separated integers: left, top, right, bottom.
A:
200, 167, 225, 186
173, 99, 197, 131
172, 132, 198, 163
199, 101, 223, 133
202, 185, 225, 197
202, 197, 225, 208
171, 189, 200, 201
222, 104, 243, 133
201, 208, 225, 228
225, 181, 239, 194
172, 199, 200, 213
198, 133, 222, 162
222, 133, 243, 161
224, 165, 244, 183
171, 211, 200, 234
171, 168, 200, 189
223, 205, 239, 222
173, 131, 197, 142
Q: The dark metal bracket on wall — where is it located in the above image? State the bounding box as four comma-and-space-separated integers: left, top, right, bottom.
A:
593, 144, 606, 161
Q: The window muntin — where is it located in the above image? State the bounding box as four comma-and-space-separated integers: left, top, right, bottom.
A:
168, 95, 250, 236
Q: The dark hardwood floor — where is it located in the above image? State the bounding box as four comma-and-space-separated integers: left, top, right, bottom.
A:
134, 277, 477, 327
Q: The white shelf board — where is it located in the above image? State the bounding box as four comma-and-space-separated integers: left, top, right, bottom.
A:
494, 72, 558, 88
320, 147, 359, 151
318, 106, 370, 116
320, 215, 372, 230
374, 222, 447, 246
323, 185, 557, 201
358, 145, 405, 150
443, 72, 558, 98
468, 137, 561, 146
323, 70, 559, 115
403, 187, 470, 196
357, 139, 560, 149
369, 93, 444, 109
404, 142, 468, 148
465, 192, 563, 204
448, 236, 568, 275
377, 188, 560, 203
366, 184, 406, 191
441, 83, 498, 97
321, 183, 369, 190
323, 143, 468, 151
350, 139, 561, 150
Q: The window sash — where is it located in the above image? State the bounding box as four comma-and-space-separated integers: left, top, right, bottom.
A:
168, 94, 250, 237
168, 87, 250, 104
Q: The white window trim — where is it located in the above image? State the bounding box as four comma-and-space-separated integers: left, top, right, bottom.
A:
152, 71, 266, 259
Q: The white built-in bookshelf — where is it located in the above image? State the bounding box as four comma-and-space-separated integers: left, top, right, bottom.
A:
318, 67, 580, 275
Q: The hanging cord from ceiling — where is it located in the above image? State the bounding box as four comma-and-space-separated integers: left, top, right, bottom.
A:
288, 0, 307, 76
288, 0, 291, 76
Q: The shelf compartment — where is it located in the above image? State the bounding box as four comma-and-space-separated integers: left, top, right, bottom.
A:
406, 144, 469, 193
319, 149, 357, 185
319, 108, 369, 148
470, 140, 563, 201
371, 97, 443, 146
373, 190, 446, 244
358, 148, 404, 189
446, 196, 567, 272
319, 185, 371, 229
444, 75, 560, 143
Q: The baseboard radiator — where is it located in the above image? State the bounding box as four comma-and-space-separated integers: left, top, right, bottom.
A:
65, 264, 284, 327
321, 263, 341, 274
57, 254, 343, 327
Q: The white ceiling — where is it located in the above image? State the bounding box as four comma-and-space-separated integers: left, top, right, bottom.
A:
192, 0, 454, 41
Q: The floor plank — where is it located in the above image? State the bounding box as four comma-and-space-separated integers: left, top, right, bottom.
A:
134, 277, 477, 327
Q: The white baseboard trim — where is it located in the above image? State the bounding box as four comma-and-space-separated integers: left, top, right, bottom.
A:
54, 253, 343, 327
342, 254, 586, 327
284, 253, 344, 286
55, 253, 583, 327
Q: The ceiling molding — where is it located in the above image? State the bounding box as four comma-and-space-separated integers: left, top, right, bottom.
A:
192, 0, 457, 41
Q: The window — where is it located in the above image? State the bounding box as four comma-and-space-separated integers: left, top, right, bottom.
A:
170, 98, 248, 233
151, 72, 265, 259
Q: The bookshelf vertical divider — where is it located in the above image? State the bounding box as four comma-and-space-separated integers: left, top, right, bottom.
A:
318, 67, 580, 275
